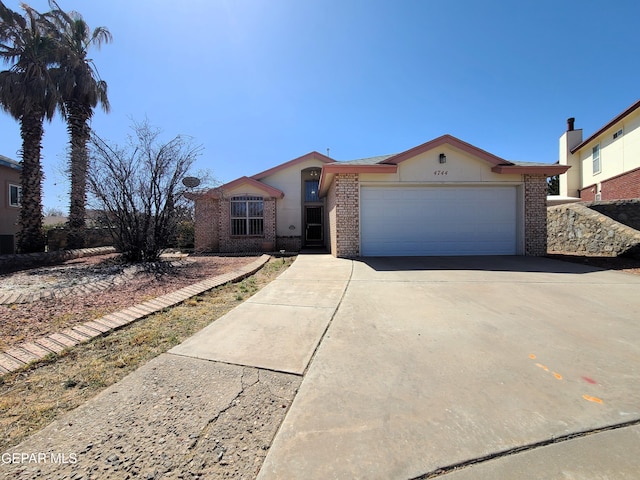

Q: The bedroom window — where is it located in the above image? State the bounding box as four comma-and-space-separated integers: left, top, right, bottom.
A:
9, 184, 21, 207
230, 196, 264, 236
592, 144, 601, 175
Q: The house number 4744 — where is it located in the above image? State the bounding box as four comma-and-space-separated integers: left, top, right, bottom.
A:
433, 170, 448, 175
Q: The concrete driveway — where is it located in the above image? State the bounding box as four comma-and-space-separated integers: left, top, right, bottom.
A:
257, 255, 640, 479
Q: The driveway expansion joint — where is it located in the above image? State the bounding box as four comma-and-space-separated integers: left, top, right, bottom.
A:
411, 418, 640, 479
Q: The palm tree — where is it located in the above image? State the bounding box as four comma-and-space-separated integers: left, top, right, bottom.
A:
0, 1, 58, 253
45, 1, 111, 249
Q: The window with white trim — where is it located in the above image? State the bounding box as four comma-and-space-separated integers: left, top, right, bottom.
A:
230, 196, 264, 236
9, 184, 21, 207
592, 144, 601, 175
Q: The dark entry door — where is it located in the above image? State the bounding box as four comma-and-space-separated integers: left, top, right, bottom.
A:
305, 206, 323, 245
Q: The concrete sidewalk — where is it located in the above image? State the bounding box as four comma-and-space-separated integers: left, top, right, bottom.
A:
2, 254, 640, 479
169, 254, 352, 374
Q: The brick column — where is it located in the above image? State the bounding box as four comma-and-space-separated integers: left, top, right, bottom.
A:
334, 173, 360, 257
263, 198, 277, 247
524, 174, 548, 256
194, 197, 219, 252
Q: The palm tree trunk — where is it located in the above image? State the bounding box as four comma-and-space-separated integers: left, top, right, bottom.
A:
66, 101, 91, 249
17, 113, 46, 253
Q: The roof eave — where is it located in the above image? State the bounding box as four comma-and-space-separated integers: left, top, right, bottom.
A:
186, 176, 285, 200
251, 151, 334, 180
570, 98, 640, 153
381, 134, 511, 167
318, 164, 398, 196
491, 164, 571, 175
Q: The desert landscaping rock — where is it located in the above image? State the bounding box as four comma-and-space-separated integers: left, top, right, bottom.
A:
0, 254, 265, 357
1, 354, 300, 479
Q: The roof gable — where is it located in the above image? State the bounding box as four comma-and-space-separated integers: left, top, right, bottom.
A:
251, 151, 333, 180
206, 176, 284, 199
381, 134, 511, 167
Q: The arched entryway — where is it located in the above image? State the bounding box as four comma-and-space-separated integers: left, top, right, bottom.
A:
301, 167, 325, 248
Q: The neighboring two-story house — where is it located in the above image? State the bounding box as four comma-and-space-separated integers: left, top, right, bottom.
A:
0, 154, 21, 254
559, 99, 640, 201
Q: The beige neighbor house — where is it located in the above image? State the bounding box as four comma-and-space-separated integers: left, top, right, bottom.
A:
0, 154, 21, 254
559, 98, 640, 202
190, 134, 568, 258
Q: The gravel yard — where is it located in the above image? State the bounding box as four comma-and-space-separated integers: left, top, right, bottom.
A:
0, 254, 261, 351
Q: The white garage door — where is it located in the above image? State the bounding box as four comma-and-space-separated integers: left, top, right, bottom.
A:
360, 186, 518, 256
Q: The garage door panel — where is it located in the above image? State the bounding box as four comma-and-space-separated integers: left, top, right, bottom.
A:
361, 186, 518, 256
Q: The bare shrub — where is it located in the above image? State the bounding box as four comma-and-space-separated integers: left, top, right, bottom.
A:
87, 120, 202, 261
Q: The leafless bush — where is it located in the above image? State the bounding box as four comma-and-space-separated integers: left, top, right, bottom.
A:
87, 120, 202, 261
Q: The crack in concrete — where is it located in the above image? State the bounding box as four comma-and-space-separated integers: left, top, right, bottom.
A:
301, 259, 354, 377
187, 367, 259, 452
411, 418, 640, 479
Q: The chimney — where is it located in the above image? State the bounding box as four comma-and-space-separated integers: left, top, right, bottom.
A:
559, 117, 583, 198
567, 117, 575, 131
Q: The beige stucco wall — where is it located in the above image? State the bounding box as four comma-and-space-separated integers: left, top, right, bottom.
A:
559, 129, 583, 198
360, 147, 523, 185
259, 158, 327, 237
576, 109, 640, 192
400, 147, 516, 183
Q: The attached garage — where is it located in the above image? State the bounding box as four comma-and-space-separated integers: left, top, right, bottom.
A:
360, 185, 520, 256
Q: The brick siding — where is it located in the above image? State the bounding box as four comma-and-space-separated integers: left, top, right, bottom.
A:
193, 196, 276, 253
524, 174, 547, 256
601, 166, 640, 200
193, 197, 219, 253
578, 185, 596, 201
579, 167, 640, 201
333, 173, 359, 258
276, 236, 302, 252
327, 179, 337, 256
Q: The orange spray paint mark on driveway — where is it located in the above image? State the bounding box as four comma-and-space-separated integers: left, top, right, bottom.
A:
536, 363, 549, 372
553, 372, 563, 380
529, 354, 536, 359
583, 395, 603, 404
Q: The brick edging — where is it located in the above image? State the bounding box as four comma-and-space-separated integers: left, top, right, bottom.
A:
0, 255, 271, 376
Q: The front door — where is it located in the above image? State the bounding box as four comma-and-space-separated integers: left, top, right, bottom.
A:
305, 206, 323, 245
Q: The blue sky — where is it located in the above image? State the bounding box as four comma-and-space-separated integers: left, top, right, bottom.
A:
1, 0, 639, 211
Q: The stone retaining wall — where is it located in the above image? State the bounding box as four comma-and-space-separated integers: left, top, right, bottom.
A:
547, 202, 640, 258
586, 199, 640, 231
0, 246, 116, 274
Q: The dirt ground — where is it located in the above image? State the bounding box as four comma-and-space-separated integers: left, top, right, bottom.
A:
0, 254, 260, 351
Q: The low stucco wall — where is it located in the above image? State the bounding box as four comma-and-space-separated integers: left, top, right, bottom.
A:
547, 202, 640, 258
47, 228, 115, 251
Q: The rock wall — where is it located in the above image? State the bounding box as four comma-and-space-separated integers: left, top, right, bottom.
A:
547, 201, 640, 258
587, 199, 640, 231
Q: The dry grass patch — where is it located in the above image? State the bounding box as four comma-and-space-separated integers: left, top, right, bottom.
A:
0, 256, 295, 452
